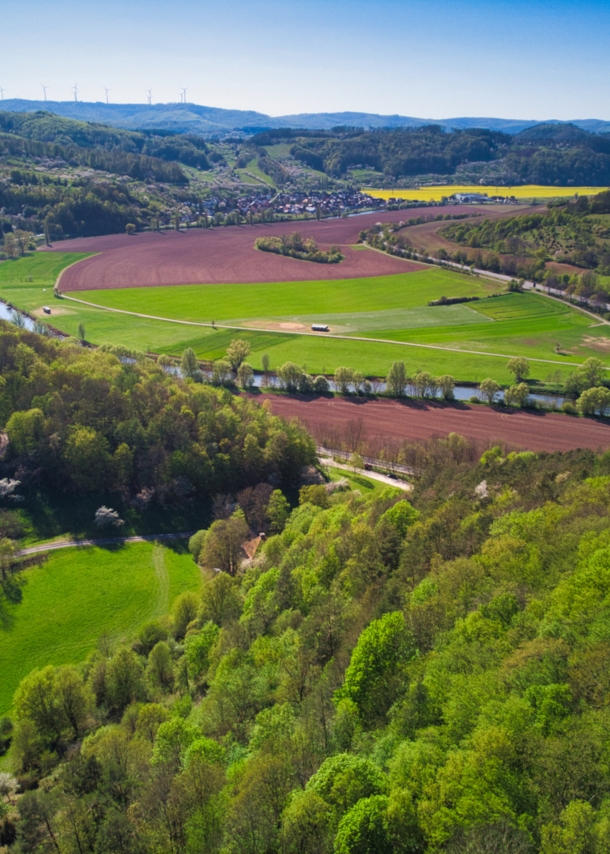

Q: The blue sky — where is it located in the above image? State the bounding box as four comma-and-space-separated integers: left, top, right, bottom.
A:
3, 0, 610, 119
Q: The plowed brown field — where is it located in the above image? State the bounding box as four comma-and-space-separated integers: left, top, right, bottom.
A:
264, 395, 610, 453
49, 207, 500, 291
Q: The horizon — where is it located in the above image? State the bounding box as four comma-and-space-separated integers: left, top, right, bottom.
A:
5, 0, 610, 122
1, 97, 606, 128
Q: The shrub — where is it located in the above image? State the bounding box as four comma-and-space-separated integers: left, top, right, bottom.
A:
94, 506, 124, 528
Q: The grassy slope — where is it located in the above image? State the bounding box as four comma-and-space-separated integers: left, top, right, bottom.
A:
0, 542, 201, 714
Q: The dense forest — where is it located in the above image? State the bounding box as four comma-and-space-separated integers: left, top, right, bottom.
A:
3, 328, 610, 852
253, 123, 610, 185
0, 324, 314, 511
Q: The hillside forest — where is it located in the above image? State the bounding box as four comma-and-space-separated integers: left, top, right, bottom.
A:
438, 192, 610, 291
254, 123, 610, 186
3, 328, 610, 853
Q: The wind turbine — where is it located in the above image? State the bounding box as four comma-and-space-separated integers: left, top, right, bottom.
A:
0, 87, 5, 101
180, 87, 188, 104
145, 88, 152, 105
41, 84, 48, 102
103, 87, 110, 104
72, 83, 78, 102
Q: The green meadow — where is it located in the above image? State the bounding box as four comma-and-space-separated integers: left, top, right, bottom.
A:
1, 252, 608, 383
0, 542, 201, 715
77, 267, 499, 319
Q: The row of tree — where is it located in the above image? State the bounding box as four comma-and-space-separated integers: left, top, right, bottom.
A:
181, 346, 610, 417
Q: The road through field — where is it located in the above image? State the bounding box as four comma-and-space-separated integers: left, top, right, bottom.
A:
61, 293, 600, 371
264, 395, 610, 453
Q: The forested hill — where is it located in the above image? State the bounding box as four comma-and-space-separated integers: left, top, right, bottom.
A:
255, 124, 610, 184
4, 326, 610, 852
0, 111, 213, 238
0, 111, 210, 168
4, 110, 610, 242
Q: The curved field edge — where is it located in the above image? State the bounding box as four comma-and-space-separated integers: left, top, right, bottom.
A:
1, 252, 607, 384
0, 542, 202, 715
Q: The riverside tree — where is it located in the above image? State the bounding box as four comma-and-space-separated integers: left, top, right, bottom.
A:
479, 377, 502, 403
226, 339, 251, 372
507, 356, 530, 382
386, 361, 407, 397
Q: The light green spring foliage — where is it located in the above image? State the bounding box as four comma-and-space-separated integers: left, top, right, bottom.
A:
12, 444, 610, 852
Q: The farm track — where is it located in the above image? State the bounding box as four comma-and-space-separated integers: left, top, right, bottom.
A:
18, 531, 193, 557
264, 394, 610, 453
61, 292, 601, 370
47, 206, 515, 291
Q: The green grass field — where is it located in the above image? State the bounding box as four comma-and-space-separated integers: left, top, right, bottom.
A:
0, 542, 201, 714
79, 268, 499, 320
1, 252, 608, 384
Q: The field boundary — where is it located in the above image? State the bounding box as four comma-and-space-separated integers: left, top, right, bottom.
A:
18, 531, 194, 556
60, 293, 603, 370
53, 252, 98, 290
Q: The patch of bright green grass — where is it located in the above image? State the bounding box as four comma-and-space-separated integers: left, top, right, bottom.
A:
0, 252, 90, 288
79, 268, 498, 321
326, 466, 384, 493
264, 144, 292, 160
273, 304, 493, 333
470, 292, 571, 321
361, 294, 609, 365
0, 542, 201, 714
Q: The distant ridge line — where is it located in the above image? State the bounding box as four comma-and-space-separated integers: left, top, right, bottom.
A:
2, 98, 610, 136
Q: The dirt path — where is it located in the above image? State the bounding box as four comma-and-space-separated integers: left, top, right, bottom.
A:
265, 394, 610, 453
18, 531, 193, 557
152, 542, 170, 616
62, 293, 597, 370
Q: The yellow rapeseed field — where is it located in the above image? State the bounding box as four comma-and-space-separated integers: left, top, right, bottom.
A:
364, 184, 609, 202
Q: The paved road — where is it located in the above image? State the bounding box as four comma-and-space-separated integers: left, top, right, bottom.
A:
18, 531, 194, 557
317, 445, 415, 475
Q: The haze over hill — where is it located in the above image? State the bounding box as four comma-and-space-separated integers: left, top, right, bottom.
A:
4, 99, 610, 137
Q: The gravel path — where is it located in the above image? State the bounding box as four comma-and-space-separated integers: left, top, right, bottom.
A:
18, 531, 193, 557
